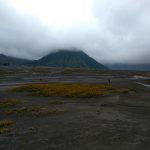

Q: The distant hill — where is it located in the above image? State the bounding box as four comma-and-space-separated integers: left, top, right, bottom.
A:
0, 54, 30, 66
106, 64, 150, 71
0, 50, 107, 69
29, 50, 107, 69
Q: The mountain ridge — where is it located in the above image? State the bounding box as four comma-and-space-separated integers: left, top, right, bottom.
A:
0, 54, 31, 66
28, 50, 107, 69
0, 50, 107, 69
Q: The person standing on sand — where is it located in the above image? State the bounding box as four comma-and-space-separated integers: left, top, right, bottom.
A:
108, 79, 110, 85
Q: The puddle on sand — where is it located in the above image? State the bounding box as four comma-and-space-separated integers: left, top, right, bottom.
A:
133, 75, 150, 80
132, 75, 150, 88
137, 82, 150, 88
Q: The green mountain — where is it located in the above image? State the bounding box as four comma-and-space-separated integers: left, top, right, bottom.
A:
0, 50, 107, 69
30, 50, 107, 69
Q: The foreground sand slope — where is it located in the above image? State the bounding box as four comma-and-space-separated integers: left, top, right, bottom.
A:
0, 67, 150, 150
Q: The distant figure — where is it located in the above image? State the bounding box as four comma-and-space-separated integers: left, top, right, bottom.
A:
108, 79, 111, 85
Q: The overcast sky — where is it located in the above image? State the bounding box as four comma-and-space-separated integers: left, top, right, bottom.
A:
0, 0, 150, 64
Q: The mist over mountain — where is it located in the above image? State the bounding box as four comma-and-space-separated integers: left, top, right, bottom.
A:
1, 0, 150, 65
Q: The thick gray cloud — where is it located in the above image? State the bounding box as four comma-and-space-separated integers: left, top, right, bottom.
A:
0, 0, 150, 64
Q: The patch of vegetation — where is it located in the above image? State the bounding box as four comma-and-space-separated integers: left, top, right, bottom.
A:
6, 106, 66, 116
6, 107, 27, 114
0, 99, 23, 108
0, 120, 14, 134
146, 80, 150, 84
30, 106, 65, 116
10, 83, 124, 98
61, 69, 75, 74
48, 100, 65, 105
0, 127, 11, 134
61, 68, 104, 74
0, 120, 14, 127
0, 69, 8, 76
116, 88, 132, 93
30, 68, 52, 73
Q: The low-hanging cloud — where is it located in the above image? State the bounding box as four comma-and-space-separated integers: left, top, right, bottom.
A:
0, 0, 150, 64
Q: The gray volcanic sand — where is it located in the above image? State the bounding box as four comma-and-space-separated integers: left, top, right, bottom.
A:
0, 67, 150, 150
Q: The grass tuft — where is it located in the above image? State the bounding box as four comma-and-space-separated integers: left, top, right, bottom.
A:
6, 106, 66, 116
29, 68, 52, 73
0, 120, 14, 127
61, 69, 74, 74
30, 107, 65, 116
6, 107, 27, 114
0, 99, 23, 108
0, 128, 11, 134
48, 100, 65, 105
0, 120, 14, 134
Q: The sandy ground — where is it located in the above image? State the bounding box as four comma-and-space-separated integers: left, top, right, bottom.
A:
0, 67, 150, 150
